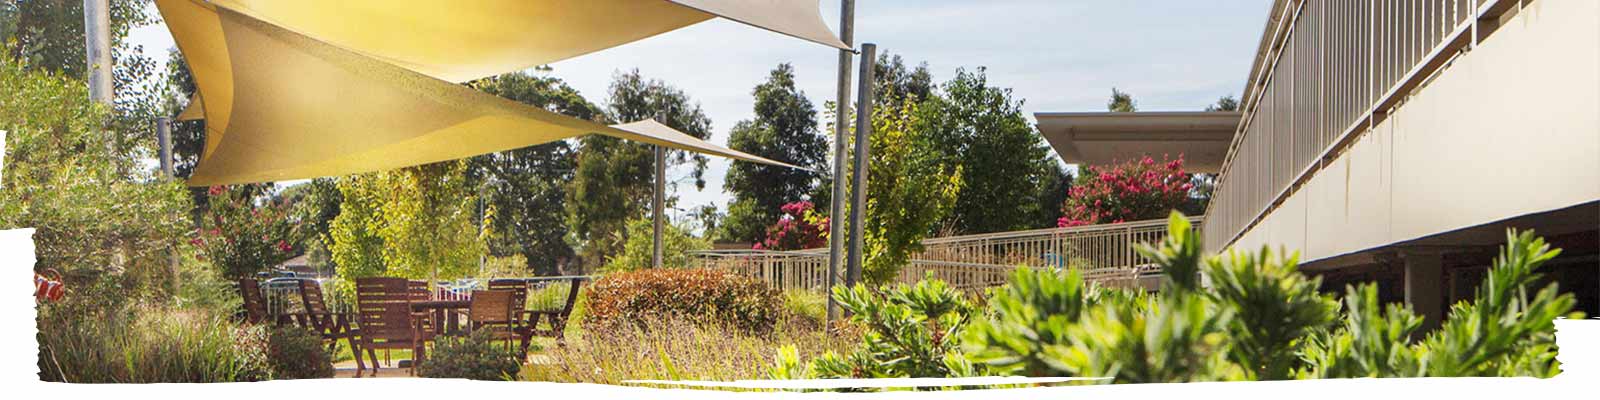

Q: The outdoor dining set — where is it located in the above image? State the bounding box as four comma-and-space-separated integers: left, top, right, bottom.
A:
238, 276, 585, 377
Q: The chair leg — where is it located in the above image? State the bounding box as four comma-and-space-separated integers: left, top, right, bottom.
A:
365, 347, 380, 376
411, 343, 425, 376
349, 338, 366, 376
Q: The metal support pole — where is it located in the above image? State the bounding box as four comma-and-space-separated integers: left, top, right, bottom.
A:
158, 117, 178, 292
826, 0, 855, 321
83, 0, 112, 105
84, 0, 113, 155
652, 145, 665, 268
157, 118, 174, 176
846, 43, 877, 287
478, 184, 486, 277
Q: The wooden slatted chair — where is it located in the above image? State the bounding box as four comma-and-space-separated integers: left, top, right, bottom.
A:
295, 279, 363, 372
238, 278, 270, 324
354, 277, 431, 377
467, 290, 520, 354
487, 279, 533, 352
526, 279, 584, 347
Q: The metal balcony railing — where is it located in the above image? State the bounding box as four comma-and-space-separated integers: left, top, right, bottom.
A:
1205, 0, 1506, 251
689, 217, 1200, 292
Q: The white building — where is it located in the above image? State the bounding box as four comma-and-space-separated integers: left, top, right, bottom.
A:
1038, 0, 1598, 327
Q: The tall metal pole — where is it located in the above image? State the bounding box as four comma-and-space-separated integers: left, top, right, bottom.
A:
158, 118, 178, 292
826, 0, 855, 321
478, 184, 487, 277
846, 44, 876, 287
652, 145, 665, 268
84, 0, 113, 156
84, 0, 112, 105
157, 118, 174, 176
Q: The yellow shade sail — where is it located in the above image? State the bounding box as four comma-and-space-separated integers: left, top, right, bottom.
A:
209, 0, 847, 83
157, 0, 805, 186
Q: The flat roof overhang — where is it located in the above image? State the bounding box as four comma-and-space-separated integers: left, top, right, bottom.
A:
1035, 111, 1241, 173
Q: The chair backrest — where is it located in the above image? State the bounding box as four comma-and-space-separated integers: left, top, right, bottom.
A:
487, 279, 528, 310
296, 279, 329, 315
469, 290, 516, 325
238, 278, 268, 323
355, 277, 426, 342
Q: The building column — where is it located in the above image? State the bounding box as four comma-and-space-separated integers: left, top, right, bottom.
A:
1401, 248, 1446, 332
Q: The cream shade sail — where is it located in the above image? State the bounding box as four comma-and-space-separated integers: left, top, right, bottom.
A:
207, 0, 847, 83
157, 0, 803, 186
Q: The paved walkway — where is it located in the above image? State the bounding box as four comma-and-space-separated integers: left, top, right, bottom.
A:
332, 355, 553, 378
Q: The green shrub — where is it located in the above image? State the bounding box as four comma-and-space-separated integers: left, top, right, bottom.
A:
775, 277, 980, 380
584, 268, 781, 333
959, 212, 1576, 383
417, 330, 522, 380
963, 266, 1120, 376
267, 326, 334, 379
1203, 243, 1337, 380
1301, 229, 1579, 378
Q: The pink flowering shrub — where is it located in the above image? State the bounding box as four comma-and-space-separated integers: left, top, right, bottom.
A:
754, 201, 829, 251
1058, 155, 1193, 227
194, 185, 301, 279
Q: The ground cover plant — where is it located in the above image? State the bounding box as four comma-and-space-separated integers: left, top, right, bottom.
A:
267, 326, 336, 379
418, 330, 523, 381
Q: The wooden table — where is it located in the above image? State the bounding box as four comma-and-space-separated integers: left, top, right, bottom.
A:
410, 299, 471, 337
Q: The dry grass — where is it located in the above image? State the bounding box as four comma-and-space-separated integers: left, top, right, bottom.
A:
524, 315, 856, 385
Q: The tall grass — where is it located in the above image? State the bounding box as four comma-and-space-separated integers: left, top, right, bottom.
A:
37, 300, 271, 383
524, 315, 855, 385
37, 261, 272, 383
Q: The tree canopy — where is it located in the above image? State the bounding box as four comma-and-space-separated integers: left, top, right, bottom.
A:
566, 69, 713, 269
1, 56, 191, 285
722, 63, 828, 243
466, 69, 598, 275
917, 67, 1055, 234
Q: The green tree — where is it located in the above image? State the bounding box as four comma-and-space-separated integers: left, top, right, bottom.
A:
1107, 87, 1137, 112
917, 68, 1054, 234
722, 63, 827, 243
855, 101, 962, 284
466, 69, 599, 275
0, 57, 191, 285
6, 0, 165, 173
688, 204, 722, 238
328, 161, 484, 284
277, 178, 340, 245
1033, 163, 1073, 229
604, 217, 711, 272
327, 174, 386, 282
873, 51, 935, 107
567, 70, 713, 269
1205, 94, 1239, 112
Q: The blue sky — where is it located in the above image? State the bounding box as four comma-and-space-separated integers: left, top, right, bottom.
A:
129, 0, 1270, 223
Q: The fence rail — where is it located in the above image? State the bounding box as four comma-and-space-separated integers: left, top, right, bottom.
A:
690, 217, 1199, 292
